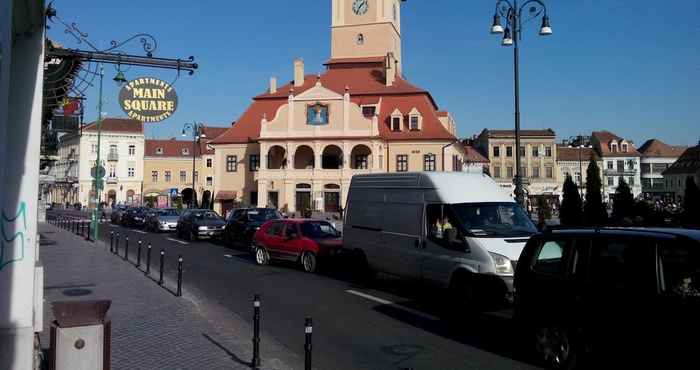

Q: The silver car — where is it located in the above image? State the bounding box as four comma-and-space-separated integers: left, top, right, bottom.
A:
145, 208, 181, 232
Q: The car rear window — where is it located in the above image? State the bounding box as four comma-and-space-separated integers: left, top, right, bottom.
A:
533, 240, 567, 276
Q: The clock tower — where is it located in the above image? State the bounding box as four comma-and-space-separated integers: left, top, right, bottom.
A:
331, 0, 403, 73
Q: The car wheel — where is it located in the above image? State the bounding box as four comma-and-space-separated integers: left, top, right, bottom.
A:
534, 325, 578, 370
448, 271, 479, 315
189, 229, 197, 241
254, 246, 269, 266
301, 251, 317, 273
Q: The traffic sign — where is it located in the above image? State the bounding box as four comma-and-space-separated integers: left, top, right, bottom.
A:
170, 188, 179, 198
91, 165, 106, 179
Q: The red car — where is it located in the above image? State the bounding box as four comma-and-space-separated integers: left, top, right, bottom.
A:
253, 219, 342, 273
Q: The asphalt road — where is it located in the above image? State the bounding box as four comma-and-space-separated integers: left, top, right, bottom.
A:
48, 209, 542, 370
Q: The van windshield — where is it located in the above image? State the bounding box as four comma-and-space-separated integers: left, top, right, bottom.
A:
451, 202, 536, 238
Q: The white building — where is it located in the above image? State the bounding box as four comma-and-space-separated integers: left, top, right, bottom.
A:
637, 138, 686, 200
591, 131, 642, 202
53, 118, 145, 207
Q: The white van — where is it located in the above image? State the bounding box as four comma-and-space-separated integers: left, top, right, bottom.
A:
343, 172, 537, 307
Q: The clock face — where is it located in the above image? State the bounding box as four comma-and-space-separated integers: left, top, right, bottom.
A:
352, 0, 369, 15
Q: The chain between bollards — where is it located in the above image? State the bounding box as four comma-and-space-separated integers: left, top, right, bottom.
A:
124, 236, 130, 261
176, 255, 183, 297
158, 249, 164, 285
253, 294, 261, 369
137, 240, 142, 267
146, 243, 152, 275
305, 317, 313, 370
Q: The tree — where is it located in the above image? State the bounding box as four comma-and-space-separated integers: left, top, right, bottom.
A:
583, 159, 608, 226
682, 176, 700, 227
560, 175, 583, 226
612, 178, 635, 224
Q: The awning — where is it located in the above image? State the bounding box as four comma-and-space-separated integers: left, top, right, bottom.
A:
215, 191, 237, 201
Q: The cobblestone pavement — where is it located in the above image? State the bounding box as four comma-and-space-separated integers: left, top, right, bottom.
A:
38, 222, 301, 370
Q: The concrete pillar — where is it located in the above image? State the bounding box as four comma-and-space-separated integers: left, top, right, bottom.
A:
0, 2, 45, 368
284, 180, 295, 213
257, 180, 268, 208
314, 142, 322, 170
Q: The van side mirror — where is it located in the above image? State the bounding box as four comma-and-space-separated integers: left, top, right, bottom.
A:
451, 237, 471, 253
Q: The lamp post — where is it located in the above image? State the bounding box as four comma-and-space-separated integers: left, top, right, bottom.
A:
182, 122, 206, 208
90, 65, 105, 241
490, 0, 552, 206
568, 135, 591, 199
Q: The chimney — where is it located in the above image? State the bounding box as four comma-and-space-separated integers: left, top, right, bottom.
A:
385, 53, 396, 87
269, 77, 277, 93
294, 58, 304, 87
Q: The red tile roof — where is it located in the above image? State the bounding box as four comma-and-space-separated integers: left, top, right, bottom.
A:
145, 139, 199, 158
211, 62, 454, 145
637, 139, 687, 158
464, 146, 489, 163
83, 118, 143, 133
592, 131, 641, 157
663, 146, 700, 175
557, 146, 600, 162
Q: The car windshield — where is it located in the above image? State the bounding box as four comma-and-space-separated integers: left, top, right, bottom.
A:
158, 209, 179, 217
247, 209, 281, 222
194, 211, 221, 219
300, 221, 339, 239
451, 202, 536, 238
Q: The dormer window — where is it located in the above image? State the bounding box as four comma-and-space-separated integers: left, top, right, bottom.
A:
156, 147, 164, 155
408, 108, 422, 131
362, 105, 377, 117
621, 143, 628, 153
610, 142, 618, 153
390, 109, 403, 132
182, 148, 189, 155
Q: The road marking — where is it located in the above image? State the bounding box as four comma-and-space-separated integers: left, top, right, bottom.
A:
224, 254, 232, 258
133, 230, 148, 234
345, 290, 439, 321
166, 238, 188, 245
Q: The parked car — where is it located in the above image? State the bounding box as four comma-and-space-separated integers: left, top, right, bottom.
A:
176, 209, 225, 240
343, 172, 537, 309
223, 208, 283, 250
253, 219, 342, 273
121, 207, 149, 228
514, 228, 700, 369
110, 206, 128, 224
145, 208, 180, 232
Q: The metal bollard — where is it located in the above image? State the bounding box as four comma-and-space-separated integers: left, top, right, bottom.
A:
115, 233, 120, 255
252, 295, 261, 369
305, 317, 313, 370
176, 255, 183, 297
110, 231, 114, 252
158, 250, 164, 285
146, 243, 152, 275
124, 236, 129, 261
137, 240, 142, 267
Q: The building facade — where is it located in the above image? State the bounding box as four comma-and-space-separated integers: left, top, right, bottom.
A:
52, 118, 145, 207
591, 131, 642, 201
474, 129, 559, 202
662, 143, 700, 203
210, 0, 470, 216
637, 139, 686, 200
142, 126, 226, 208
556, 146, 602, 197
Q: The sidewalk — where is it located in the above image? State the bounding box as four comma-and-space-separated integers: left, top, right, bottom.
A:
38, 223, 300, 370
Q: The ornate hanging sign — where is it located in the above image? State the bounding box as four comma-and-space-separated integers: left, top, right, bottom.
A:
119, 77, 178, 122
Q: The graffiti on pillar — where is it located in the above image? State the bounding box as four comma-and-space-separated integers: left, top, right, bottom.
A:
0, 201, 27, 271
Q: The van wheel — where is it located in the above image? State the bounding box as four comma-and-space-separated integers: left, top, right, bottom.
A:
301, 251, 317, 273
534, 325, 578, 370
448, 272, 479, 315
255, 246, 269, 266
351, 250, 375, 284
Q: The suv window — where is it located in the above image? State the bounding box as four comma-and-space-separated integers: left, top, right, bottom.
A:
659, 240, 700, 299
266, 221, 284, 236
533, 240, 567, 276
592, 239, 654, 292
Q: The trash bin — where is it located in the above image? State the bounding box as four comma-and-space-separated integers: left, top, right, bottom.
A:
50, 300, 111, 370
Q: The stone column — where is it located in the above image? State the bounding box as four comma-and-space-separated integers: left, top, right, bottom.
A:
257, 180, 268, 208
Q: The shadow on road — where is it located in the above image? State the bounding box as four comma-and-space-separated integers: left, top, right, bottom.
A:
201, 333, 252, 368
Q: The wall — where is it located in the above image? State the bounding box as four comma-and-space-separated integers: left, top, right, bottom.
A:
213, 143, 259, 213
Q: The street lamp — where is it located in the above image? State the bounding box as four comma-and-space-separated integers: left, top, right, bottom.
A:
490, 0, 552, 207
90, 64, 105, 240
182, 122, 206, 208
568, 135, 591, 199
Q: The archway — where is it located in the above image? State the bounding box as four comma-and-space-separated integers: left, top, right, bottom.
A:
296, 183, 312, 216
322, 145, 343, 169
181, 188, 198, 208
267, 145, 287, 169
126, 190, 135, 205
294, 146, 315, 169
350, 144, 372, 169
201, 190, 212, 209
107, 190, 117, 207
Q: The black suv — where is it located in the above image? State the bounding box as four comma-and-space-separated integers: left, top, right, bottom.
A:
514, 228, 700, 369
222, 208, 282, 250
176, 209, 225, 241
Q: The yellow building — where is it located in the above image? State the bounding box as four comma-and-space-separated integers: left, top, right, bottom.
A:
143, 126, 226, 208
210, 0, 473, 216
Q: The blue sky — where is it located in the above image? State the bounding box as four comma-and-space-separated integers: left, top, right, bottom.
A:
48, 0, 700, 146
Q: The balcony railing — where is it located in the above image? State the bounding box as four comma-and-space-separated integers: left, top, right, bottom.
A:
107, 152, 119, 161
106, 177, 118, 184
603, 168, 636, 176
